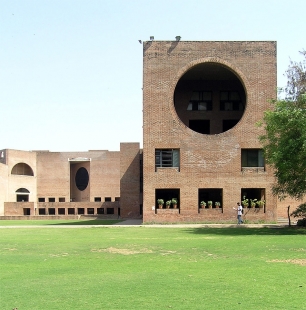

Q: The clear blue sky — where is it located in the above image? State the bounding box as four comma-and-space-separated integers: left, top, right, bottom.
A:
1, 0, 305, 152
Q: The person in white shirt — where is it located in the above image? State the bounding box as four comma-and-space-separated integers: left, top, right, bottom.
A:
233, 202, 243, 224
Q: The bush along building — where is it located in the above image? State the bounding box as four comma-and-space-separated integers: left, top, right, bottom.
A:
0, 41, 294, 222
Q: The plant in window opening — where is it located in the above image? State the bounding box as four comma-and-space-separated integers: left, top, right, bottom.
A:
157, 199, 164, 209
250, 199, 257, 208
200, 201, 206, 208
257, 200, 265, 208
165, 200, 171, 209
171, 198, 178, 209
215, 201, 221, 208
242, 196, 249, 208
207, 201, 213, 208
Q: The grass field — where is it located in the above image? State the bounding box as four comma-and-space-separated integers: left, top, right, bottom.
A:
1, 225, 305, 309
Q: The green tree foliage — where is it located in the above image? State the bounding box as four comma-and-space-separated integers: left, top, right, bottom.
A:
259, 51, 306, 200
290, 203, 306, 218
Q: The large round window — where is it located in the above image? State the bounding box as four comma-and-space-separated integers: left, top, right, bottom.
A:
173, 62, 246, 134
75, 167, 89, 191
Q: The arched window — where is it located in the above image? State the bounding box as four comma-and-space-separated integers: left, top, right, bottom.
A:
16, 188, 30, 202
11, 163, 34, 176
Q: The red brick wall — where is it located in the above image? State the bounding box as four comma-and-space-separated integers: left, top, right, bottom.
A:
120, 143, 141, 218
143, 41, 277, 223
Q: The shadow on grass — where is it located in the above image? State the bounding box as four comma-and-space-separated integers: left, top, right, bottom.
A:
184, 226, 306, 236
47, 219, 123, 226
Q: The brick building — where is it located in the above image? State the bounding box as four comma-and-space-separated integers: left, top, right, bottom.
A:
0, 40, 296, 222
0, 145, 142, 219
143, 40, 280, 223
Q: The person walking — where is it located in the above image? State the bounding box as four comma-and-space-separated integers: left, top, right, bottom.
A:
233, 202, 243, 224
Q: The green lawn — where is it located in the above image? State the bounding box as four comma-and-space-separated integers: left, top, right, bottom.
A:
0, 219, 122, 226
1, 226, 305, 309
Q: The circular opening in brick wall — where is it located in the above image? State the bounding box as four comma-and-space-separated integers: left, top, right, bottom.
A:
173, 62, 246, 134
75, 167, 89, 191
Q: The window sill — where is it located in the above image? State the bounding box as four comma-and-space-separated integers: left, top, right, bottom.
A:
156, 167, 180, 172
241, 167, 265, 173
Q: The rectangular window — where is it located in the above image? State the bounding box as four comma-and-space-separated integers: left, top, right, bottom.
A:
59, 197, 65, 202
155, 149, 180, 169
115, 197, 120, 201
94, 197, 101, 202
48, 198, 55, 202
107, 208, 114, 214
38, 198, 45, 202
97, 208, 104, 214
242, 149, 264, 167
220, 91, 242, 111
105, 197, 111, 202
187, 91, 212, 111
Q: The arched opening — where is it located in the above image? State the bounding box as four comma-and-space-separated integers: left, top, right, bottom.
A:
16, 188, 30, 202
11, 163, 34, 176
174, 62, 246, 134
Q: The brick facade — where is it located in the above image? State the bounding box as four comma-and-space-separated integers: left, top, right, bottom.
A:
142, 41, 278, 223
1, 145, 142, 218
0, 40, 300, 223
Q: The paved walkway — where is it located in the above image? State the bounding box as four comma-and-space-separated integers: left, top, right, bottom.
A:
113, 219, 287, 228
0, 218, 289, 228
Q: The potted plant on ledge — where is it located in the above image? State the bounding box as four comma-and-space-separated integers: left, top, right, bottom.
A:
166, 200, 171, 209
250, 199, 257, 208
215, 201, 221, 208
242, 196, 249, 208
172, 198, 178, 209
207, 201, 213, 208
257, 200, 265, 208
200, 201, 206, 209
157, 199, 164, 209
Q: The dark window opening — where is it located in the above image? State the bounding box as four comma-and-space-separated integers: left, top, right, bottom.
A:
59, 197, 65, 202
220, 91, 243, 111
23, 208, 30, 215
189, 120, 210, 134
94, 197, 101, 202
155, 149, 180, 170
198, 188, 223, 209
75, 167, 89, 191
187, 91, 213, 111
38, 208, 46, 215
107, 208, 114, 214
77, 208, 85, 215
17, 194, 29, 202
38, 198, 45, 202
155, 189, 180, 209
97, 208, 104, 215
48, 197, 55, 202
48, 208, 55, 215
115, 197, 120, 201
58, 208, 65, 215
68, 208, 75, 215
87, 208, 94, 215
242, 149, 264, 168
105, 197, 111, 202
241, 188, 265, 210
223, 119, 239, 132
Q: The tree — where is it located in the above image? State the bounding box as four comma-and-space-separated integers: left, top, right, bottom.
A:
259, 51, 306, 200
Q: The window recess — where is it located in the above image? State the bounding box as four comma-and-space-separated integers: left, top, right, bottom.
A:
155, 149, 180, 170
187, 91, 212, 111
